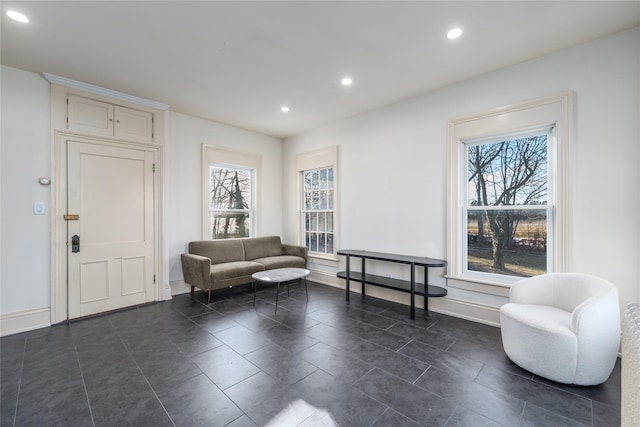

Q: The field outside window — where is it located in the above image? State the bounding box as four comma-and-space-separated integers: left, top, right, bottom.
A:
465, 133, 551, 278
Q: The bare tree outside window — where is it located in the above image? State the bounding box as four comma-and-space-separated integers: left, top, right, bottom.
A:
466, 134, 549, 277
210, 166, 252, 239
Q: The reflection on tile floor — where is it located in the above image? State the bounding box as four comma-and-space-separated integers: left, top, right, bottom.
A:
1, 282, 621, 426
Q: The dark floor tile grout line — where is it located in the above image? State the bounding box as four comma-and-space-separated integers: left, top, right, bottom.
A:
367, 407, 389, 427
442, 405, 459, 427
109, 316, 178, 427
411, 364, 432, 386
70, 328, 97, 427
219, 368, 263, 394
528, 374, 607, 403
9, 334, 27, 427
394, 338, 414, 355
347, 367, 426, 427
443, 337, 458, 353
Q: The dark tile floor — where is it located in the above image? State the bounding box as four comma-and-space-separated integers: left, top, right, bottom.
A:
1, 281, 620, 427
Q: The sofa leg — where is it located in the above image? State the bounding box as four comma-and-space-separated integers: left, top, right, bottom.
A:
207, 290, 211, 304
190, 286, 195, 297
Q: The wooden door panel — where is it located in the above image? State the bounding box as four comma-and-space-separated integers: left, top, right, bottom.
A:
67, 140, 154, 318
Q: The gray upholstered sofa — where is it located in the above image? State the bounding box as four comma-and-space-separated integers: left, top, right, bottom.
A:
181, 236, 308, 303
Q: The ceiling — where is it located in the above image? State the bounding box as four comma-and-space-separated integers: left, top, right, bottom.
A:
2, 1, 639, 139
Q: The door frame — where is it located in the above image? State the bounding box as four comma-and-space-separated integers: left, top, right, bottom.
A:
52, 131, 164, 323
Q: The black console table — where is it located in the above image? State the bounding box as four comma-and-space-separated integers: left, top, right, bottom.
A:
337, 249, 447, 319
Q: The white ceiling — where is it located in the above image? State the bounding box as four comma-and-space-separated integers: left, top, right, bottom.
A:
1, 1, 639, 138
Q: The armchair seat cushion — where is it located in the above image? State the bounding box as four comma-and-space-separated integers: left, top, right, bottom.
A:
500, 304, 577, 384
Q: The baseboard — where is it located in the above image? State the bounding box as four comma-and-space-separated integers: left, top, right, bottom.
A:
170, 272, 501, 327
169, 271, 344, 297
170, 280, 191, 296
0, 307, 51, 337
308, 270, 342, 289
428, 297, 500, 327
331, 276, 501, 327
164, 283, 174, 300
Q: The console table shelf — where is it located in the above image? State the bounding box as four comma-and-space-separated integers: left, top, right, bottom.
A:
337, 249, 447, 319
336, 272, 447, 297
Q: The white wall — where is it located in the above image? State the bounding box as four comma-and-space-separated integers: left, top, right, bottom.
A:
0, 67, 284, 333
1, 27, 638, 333
0, 66, 51, 319
165, 112, 284, 289
283, 27, 640, 323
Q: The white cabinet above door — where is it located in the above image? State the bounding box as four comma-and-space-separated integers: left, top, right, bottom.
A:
67, 95, 153, 142
67, 95, 114, 136
114, 105, 153, 141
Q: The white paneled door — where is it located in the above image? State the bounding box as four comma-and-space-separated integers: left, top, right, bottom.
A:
67, 141, 155, 318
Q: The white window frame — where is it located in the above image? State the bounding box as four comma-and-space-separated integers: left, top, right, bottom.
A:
202, 145, 261, 240
446, 93, 573, 293
462, 127, 554, 282
296, 147, 339, 261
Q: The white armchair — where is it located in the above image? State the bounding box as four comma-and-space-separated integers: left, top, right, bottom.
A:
500, 273, 620, 385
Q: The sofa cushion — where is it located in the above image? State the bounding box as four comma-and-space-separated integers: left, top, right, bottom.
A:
252, 255, 306, 270
190, 239, 245, 264
210, 261, 264, 281
243, 236, 284, 261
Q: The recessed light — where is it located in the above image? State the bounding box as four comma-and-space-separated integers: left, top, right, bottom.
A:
281, 106, 290, 113
6, 10, 29, 23
341, 77, 353, 86
447, 28, 462, 40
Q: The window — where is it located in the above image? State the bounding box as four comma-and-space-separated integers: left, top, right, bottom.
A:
209, 165, 253, 239
302, 167, 334, 255
465, 130, 551, 278
447, 93, 573, 288
202, 145, 261, 240
296, 147, 339, 259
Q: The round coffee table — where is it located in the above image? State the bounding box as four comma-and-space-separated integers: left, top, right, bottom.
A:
252, 268, 310, 311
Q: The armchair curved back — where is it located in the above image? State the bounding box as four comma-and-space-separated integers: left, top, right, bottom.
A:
510, 273, 618, 314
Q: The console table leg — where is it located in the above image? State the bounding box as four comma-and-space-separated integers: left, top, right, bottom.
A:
361, 258, 366, 296
345, 255, 351, 302
410, 262, 416, 320
424, 267, 429, 313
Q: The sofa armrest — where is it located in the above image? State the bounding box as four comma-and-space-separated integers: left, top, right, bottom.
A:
181, 253, 211, 291
282, 244, 308, 264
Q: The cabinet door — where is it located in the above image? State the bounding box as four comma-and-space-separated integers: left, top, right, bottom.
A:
114, 106, 153, 142
68, 95, 114, 136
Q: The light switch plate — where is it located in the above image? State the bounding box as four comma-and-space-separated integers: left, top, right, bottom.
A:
33, 202, 45, 215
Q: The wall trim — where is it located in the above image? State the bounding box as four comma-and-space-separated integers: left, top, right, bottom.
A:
308, 269, 341, 288
0, 308, 51, 337
171, 270, 501, 327
332, 274, 501, 327
170, 280, 191, 296
428, 297, 500, 327
42, 73, 169, 111
164, 283, 174, 300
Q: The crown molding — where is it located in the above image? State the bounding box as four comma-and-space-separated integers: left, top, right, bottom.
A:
42, 72, 169, 111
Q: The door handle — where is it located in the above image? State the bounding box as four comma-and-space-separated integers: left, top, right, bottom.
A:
71, 235, 80, 253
